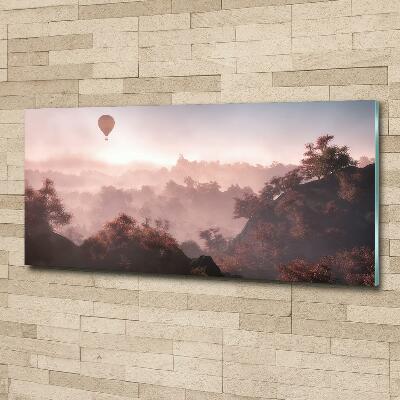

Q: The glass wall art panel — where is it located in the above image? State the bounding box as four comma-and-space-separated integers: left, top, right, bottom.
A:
25, 100, 379, 286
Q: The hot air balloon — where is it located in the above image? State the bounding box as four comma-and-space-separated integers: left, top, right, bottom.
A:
98, 115, 115, 141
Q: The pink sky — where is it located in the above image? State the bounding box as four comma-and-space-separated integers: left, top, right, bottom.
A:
25, 101, 376, 173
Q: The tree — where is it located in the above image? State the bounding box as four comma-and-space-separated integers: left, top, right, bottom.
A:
25, 178, 71, 234
278, 258, 333, 283
269, 167, 302, 196
25, 179, 79, 268
278, 247, 374, 286
300, 135, 357, 180
233, 192, 260, 219
199, 227, 229, 253
81, 213, 190, 274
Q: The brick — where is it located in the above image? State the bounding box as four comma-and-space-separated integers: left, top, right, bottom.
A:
0, 349, 30, 366
93, 302, 138, 320
139, 44, 191, 62
276, 350, 388, 374
93, 30, 137, 48
224, 378, 276, 398
240, 313, 291, 333
49, 371, 139, 398
173, 340, 222, 360
347, 305, 400, 326
139, 59, 235, 77
221, 73, 272, 93
235, 21, 290, 41
79, 79, 124, 95
174, 356, 222, 376
188, 294, 290, 316
191, 6, 291, 27
38, 355, 80, 374
193, 38, 291, 59
79, 93, 171, 107
0, 5, 77, 24
79, 0, 171, 20
278, 384, 389, 400
139, 26, 235, 47
293, 49, 392, 70
172, 91, 220, 104
125, 365, 222, 392
0, 334, 80, 359
224, 345, 275, 365
293, 318, 400, 342
354, 30, 400, 50
9, 380, 93, 400
126, 320, 222, 344
224, 329, 330, 353
139, 307, 239, 328
8, 280, 138, 305
173, 0, 220, 12
7, 17, 138, 39
79, 361, 125, 381
93, 62, 138, 79
36, 93, 78, 108
293, 0, 351, 20
8, 294, 93, 315
0, 80, 78, 96
140, 383, 185, 400
49, 47, 137, 65
80, 331, 172, 354
0, 96, 35, 109
139, 13, 190, 31
8, 365, 49, 385
81, 347, 173, 370
273, 67, 387, 87
8, 34, 92, 53
292, 301, 347, 321
37, 326, 80, 344
139, 291, 187, 310
293, 34, 352, 53
0, 306, 80, 329
381, 136, 400, 152
0, 210, 23, 224
8, 64, 93, 81
8, 52, 49, 67
352, 0, 400, 15
331, 338, 389, 359
236, 54, 292, 73
81, 316, 126, 334
0, 0, 77, 10
0, 110, 24, 123
222, 85, 329, 103
124, 76, 221, 94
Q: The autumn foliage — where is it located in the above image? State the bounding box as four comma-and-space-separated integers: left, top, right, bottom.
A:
25, 135, 375, 285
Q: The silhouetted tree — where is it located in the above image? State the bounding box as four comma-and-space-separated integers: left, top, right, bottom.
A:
81, 213, 190, 274
25, 179, 80, 267
25, 179, 71, 234
199, 227, 229, 253
279, 258, 333, 283
279, 247, 374, 286
234, 192, 260, 219
335, 247, 374, 286
269, 167, 302, 196
300, 135, 357, 180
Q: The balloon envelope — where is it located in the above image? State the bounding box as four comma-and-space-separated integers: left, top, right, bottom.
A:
98, 115, 115, 138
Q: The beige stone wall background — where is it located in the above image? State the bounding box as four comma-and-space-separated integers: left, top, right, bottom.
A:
0, 0, 398, 399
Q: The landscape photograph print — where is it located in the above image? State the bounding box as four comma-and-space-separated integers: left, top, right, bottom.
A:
25, 100, 379, 286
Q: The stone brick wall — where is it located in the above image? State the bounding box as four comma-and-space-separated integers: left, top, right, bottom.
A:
0, 0, 398, 399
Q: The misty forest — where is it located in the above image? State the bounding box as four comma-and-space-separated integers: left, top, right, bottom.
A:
25, 135, 376, 285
